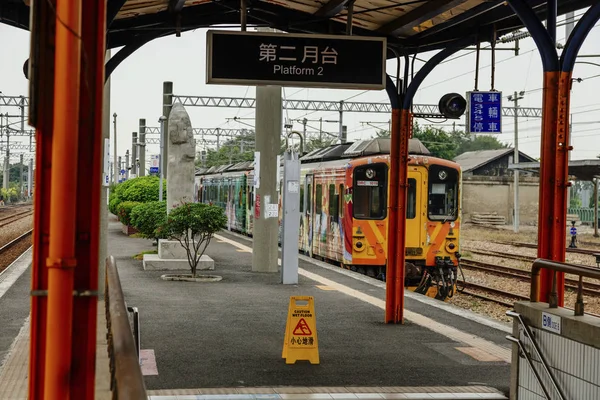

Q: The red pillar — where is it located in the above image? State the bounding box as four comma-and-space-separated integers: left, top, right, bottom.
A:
28, 0, 57, 397
386, 109, 410, 324
70, 1, 107, 397
536, 71, 569, 305
29, 1, 106, 398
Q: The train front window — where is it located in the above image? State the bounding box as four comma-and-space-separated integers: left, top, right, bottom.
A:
428, 165, 458, 221
353, 164, 387, 220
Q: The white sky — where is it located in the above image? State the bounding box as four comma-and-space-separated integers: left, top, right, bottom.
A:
1, 10, 599, 169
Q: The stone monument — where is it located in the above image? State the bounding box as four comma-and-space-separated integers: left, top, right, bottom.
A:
167, 102, 195, 212
142, 102, 215, 272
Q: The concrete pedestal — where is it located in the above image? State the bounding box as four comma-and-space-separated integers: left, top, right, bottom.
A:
142, 254, 214, 271
143, 239, 214, 270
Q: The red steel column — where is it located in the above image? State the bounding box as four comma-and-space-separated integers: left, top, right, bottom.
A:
386, 108, 410, 324
28, 0, 56, 397
536, 71, 567, 305
386, 109, 400, 323
44, 0, 82, 398
70, 1, 107, 397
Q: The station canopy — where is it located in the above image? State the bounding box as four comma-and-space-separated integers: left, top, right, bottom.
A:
510, 159, 600, 182
0, 0, 595, 55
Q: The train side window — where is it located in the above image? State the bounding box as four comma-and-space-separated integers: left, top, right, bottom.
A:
407, 178, 416, 219
328, 184, 339, 219
353, 163, 387, 220
339, 184, 344, 218
316, 184, 322, 214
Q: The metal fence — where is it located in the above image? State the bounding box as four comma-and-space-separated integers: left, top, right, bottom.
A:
567, 207, 596, 223
105, 256, 147, 400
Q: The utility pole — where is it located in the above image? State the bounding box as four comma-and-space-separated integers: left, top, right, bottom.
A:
19, 153, 24, 197
508, 91, 524, 233
162, 82, 173, 177
566, 13, 574, 208
159, 116, 166, 202
113, 113, 118, 184
338, 100, 344, 144
118, 156, 122, 183
319, 117, 323, 143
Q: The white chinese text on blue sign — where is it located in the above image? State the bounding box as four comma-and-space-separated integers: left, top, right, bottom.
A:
468, 91, 502, 134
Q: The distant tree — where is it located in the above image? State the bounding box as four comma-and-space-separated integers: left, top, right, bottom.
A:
455, 135, 507, 156
412, 122, 458, 160
198, 132, 256, 167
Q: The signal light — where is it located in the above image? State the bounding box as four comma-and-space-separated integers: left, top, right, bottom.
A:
438, 93, 466, 119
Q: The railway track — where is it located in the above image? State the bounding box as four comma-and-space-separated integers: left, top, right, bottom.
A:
461, 259, 600, 296
0, 229, 33, 274
0, 208, 33, 228
492, 240, 600, 256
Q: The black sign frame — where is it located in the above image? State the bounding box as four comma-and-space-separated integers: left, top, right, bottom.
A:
206, 30, 386, 90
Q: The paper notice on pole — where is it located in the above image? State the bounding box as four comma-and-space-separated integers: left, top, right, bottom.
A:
288, 181, 299, 193
266, 203, 278, 219
254, 151, 260, 188
276, 155, 281, 191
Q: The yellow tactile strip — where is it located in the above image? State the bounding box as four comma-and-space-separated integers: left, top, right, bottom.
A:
0, 301, 112, 400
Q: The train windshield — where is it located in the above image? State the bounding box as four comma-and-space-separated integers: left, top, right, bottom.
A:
428, 165, 458, 221
353, 163, 387, 220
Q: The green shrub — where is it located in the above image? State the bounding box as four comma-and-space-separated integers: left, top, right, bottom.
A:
130, 201, 168, 239
109, 176, 166, 215
117, 201, 143, 226
159, 202, 227, 277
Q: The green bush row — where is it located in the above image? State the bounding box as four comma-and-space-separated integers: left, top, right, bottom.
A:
108, 175, 166, 215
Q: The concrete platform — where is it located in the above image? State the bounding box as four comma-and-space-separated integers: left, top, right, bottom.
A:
106, 218, 512, 398
142, 253, 215, 271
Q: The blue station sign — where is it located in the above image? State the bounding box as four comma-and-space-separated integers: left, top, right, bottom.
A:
467, 91, 502, 134
206, 30, 386, 90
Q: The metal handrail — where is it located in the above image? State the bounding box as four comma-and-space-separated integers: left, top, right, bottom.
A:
506, 311, 565, 400
531, 258, 600, 315
105, 256, 147, 400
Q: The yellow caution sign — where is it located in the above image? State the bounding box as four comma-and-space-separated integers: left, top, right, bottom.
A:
282, 296, 319, 364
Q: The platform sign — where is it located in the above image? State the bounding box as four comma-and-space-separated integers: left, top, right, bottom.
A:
542, 312, 561, 334
150, 154, 160, 174
282, 296, 319, 364
206, 30, 386, 90
467, 91, 502, 134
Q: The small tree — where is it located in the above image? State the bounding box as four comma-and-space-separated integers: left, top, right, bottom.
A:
160, 202, 227, 277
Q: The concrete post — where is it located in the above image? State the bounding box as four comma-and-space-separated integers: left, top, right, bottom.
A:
281, 151, 300, 284
594, 178, 599, 238
159, 116, 166, 202
99, 47, 111, 299
131, 132, 138, 176
28, 159, 33, 198
118, 156, 122, 182
125, 150, 130, 180
162, 81, 173, 177
252, 85, 282, 273
138, 119, 146, 176
19, 154, 24, 197
113, 113, 118, 184
3, 114, 10, 191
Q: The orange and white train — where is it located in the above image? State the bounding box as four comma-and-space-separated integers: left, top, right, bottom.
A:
195, 138, 462, 300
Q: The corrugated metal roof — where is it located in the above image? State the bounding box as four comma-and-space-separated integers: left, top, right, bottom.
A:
453, 148, 514, 172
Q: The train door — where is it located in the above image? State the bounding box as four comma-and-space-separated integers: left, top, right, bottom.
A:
405, 172, 424, 249
305, 174, 314, 257
325, 182, 341, 261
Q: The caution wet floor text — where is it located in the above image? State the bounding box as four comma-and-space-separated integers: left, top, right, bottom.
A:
282, 296, 319, 364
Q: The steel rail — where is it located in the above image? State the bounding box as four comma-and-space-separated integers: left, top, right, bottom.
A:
105, 256, 147, 399
0, 209, 33, 227
0, 229, 33, 255
492, 239, 600, 256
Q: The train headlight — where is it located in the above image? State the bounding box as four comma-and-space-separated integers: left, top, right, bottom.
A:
445, 240, 457, 253
365, 168, 376, 179
353, 240, 365, 252
438, 170, 447, 180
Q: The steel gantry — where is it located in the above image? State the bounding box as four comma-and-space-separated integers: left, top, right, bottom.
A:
169, 95, 543, 118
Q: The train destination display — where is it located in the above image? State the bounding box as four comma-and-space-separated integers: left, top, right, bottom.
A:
206, 30, 386, 90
